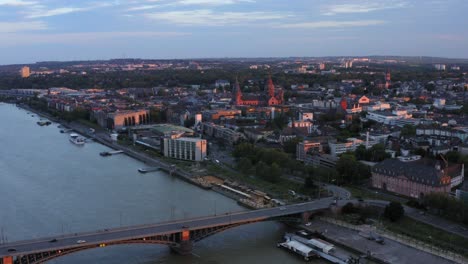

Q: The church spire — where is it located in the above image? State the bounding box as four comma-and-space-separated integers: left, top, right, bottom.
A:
266, 73, 275, 98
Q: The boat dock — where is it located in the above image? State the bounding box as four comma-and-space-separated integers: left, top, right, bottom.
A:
100, 150, 124, 157
138, 167, 161, 173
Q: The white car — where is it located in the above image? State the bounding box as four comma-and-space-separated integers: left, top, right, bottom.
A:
76, 240, 86, 244
305, 222, 312, 226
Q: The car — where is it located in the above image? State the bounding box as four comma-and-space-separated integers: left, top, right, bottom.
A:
215, 160, 220, 163
279, 207, 287, 211
7, 248, 16, 252
181, 225, 189, 229
49, 238, 58, 243
76, 240, 86, 244
375, 237, 385, 245
305, 222, 312, 226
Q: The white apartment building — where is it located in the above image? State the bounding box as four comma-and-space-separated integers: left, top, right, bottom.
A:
328, 137, 378, 157
366, 110, 412, 125
163, 137, 207, 161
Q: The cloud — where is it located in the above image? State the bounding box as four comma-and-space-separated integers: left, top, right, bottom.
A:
0, 21, 46, 32
25, 2, 119, 18
145, 9, 288, 25
0, 31, 190, 46
323, 1, 407, 15
175, 0, 254, 6
279, 20, 386, 29
128, 0, 253, 11
26, 7, 88, 18
0, 0, 37, 6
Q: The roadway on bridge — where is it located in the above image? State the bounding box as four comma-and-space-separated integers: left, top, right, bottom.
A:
0, 198, 334, 258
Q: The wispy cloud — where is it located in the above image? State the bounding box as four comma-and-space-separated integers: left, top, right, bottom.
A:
145, 9, 287, 25
175, 0, 254, 6
128, 0, 253, 11
0, 0, 37, 6
322, 1, 407, 15
279, 20, 386, 29
25, 2, 119, 18
0, 20, 46, 33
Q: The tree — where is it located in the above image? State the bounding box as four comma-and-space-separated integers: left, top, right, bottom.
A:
237, 157, 253, 174
304, 176, 317, 189
400, 124, 416, 137
384, 202, 404, 222
283, 137, 303, 155
268, 163, 282, 183
342, 202, 357, 214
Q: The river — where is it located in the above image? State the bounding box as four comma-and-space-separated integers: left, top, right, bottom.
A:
0, 103, 327, 264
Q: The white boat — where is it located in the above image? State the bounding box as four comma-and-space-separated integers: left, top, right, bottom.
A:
69, 133, 85, 145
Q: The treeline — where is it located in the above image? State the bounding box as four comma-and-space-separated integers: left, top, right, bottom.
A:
422, 193, 468, 225
233, 143, 303, 183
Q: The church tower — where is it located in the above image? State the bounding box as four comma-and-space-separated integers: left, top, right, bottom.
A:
233, 78, 243, 105
385, 69, 391, 89
266, 75, 275, 98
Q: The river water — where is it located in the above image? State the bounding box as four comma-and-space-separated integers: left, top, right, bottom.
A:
0, 103, 326, 264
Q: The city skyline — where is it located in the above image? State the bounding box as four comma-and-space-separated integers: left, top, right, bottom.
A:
1, 0, 468, 64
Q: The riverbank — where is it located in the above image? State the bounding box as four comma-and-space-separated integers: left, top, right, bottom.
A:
16, 104, 272, 209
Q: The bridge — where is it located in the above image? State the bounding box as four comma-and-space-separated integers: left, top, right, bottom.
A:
0, 199, 335, 264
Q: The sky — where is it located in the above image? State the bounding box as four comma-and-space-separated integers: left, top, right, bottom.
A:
0, 0, 467, 64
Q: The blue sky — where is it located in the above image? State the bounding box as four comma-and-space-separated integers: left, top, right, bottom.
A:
0, 0, 467, 64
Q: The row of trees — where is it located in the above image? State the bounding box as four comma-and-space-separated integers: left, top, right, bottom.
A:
233, 143, 303, 183
336, 153, 372, 184
422, 193, 468, 225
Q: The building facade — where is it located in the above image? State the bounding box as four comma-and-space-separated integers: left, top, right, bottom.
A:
163, 137, 207, 161
371, 159, 460, 198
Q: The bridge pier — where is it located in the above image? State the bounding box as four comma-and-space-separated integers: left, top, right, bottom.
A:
170, 230, 193, 255
170, 240, 193, 255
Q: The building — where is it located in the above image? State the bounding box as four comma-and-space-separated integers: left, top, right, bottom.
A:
233, 76, 284, 106
366, 110, 412, 125
163, 137, 207, 161
372, 158, 464, 198
328, 137, 378, 157
296, 141, 321, 161
215, 80, 230, 88
434, 64, 446, 71
201, 122, 245, 145
94, 109, 150, 129
20, 66, 30, 78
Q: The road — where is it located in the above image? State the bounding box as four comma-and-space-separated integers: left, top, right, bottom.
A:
0, 198, 334, 258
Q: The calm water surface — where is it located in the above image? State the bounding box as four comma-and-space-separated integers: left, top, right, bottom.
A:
0, 103, 325, 264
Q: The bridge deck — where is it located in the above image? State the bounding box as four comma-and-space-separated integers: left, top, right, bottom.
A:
0, 199, 333, 258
